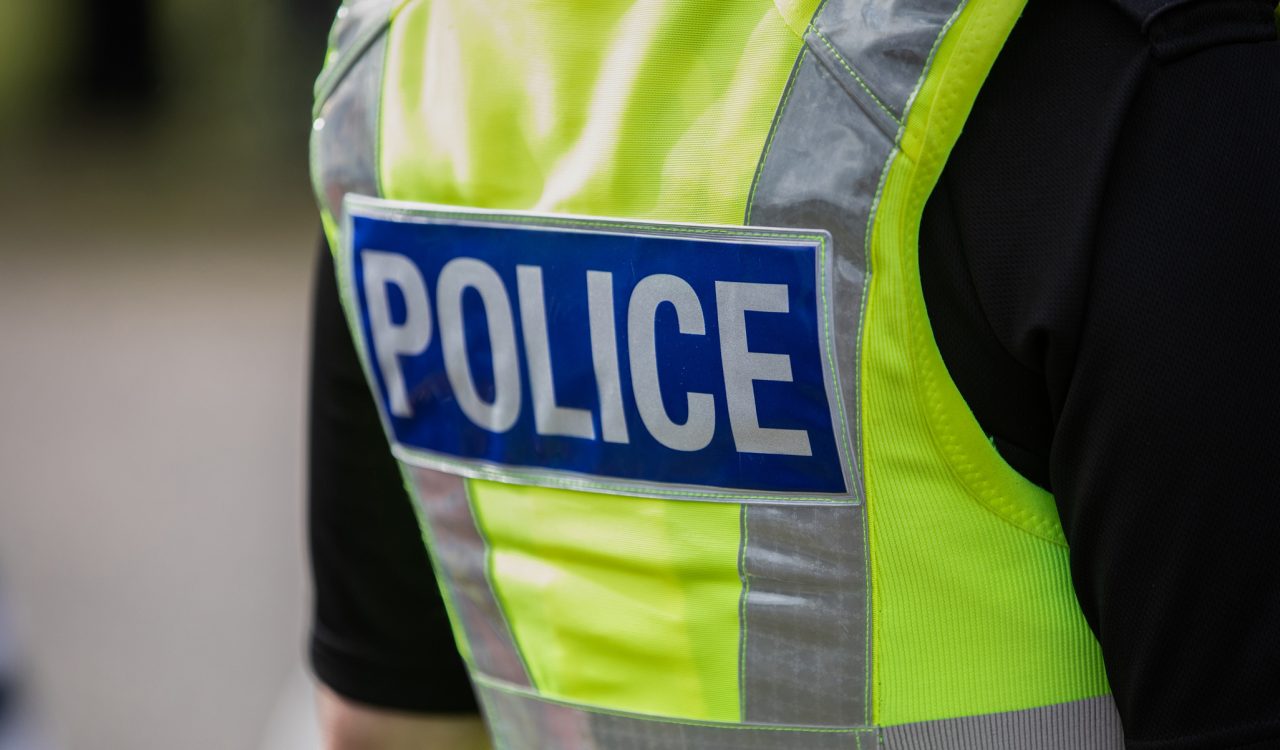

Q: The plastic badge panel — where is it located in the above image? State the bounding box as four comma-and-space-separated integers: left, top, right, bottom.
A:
341, 196, 855, 503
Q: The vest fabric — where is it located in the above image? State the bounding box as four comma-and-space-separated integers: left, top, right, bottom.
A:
310, 1, 1123, 747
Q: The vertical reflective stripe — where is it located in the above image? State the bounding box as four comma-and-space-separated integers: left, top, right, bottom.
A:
748, 51, 884, 497
743, 36, 878, 735
311, 0, 396, 233
882, 696, 1125, 750
742, 0, 887, 729
476, 680, 875, 750
312, 34, 386, 232
325, 0, 400, 59
809, 0, 966, 121
744, 0, 971, 730
406, 467, 532, 687
739, 504, 867, 726
749, 0, 970, 499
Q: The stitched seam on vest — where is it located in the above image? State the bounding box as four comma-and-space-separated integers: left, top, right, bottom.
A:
474, 673, 877, 734
373, 22, 393, 198
463, 481, 538, 688
771, 0, 821, 39
808, 28, 903, 126
395, 445, 855, 503
895, 2, 1070, 546
736, 504, 751, 720
858, 152, 892, 727
861, 144, 895, 726
364, 211, 824, 240
314, 22, 392, 115
744, 46, 809, 226
903, 4, 1069, 546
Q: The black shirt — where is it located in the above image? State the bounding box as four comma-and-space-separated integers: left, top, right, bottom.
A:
308, 0, 1280, 745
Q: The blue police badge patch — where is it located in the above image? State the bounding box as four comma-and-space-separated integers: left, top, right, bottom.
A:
339, 196, 856, 503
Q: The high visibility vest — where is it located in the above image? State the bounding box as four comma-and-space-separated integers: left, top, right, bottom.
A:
311, 1, 1124, 747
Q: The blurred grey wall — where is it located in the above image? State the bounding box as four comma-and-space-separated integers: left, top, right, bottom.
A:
1, 1, 339, 747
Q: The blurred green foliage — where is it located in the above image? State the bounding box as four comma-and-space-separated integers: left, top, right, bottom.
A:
0, 2, 69, 130
0, 0, 334, 164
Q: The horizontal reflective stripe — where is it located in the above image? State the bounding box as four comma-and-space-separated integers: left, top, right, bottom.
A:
476, 680, 875, 750
883, 696, 1124, 750
476, 680, 1122, 750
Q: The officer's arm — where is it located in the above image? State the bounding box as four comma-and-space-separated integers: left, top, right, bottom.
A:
1049, 28, 1280, 746
310, 242, 483, 738
319, 685, 490, 750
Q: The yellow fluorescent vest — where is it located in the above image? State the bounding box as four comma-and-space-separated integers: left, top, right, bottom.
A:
311, 1, 1124, 747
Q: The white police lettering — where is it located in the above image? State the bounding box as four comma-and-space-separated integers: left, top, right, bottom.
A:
628, 274, 716, 453
358, 253, 814, 456
517, 265, 595, 440
716, 281, 812, 457
587, 270, 630, 444
437, 258, 521, 433
362, 250, 432, 418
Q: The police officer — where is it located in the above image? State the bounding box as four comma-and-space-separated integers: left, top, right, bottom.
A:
307, 0, 1280, 747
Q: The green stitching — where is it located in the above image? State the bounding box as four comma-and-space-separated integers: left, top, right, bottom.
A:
816, 228, 859, 505
462, 480, 539, 688
357, 203, 826, 244
472, 673, 875, 735
373, 14, 393, 199
313, 16, 391, 115
809, 29, 902, 125
900, 0, 969, 120
394, 445, 857, 504
395, 465, 479, 671
857, 98, 899, 745
856, 148, 893, 506
736, 503, 751, 720
744, 46, 809, 226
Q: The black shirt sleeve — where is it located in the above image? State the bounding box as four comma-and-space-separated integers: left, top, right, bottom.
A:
308, 240, 478, 713
921, 1, 1280, 747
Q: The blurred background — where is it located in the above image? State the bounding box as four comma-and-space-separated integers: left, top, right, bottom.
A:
0, 1, 341, 747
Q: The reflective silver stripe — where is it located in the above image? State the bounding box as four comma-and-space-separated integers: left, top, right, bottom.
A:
747, 50, 881, 500
310, 1, 395, 228
748, 0, 969, 497
810, 0, 968, 122
478, 680, 1121, 750
405, 467, 532, 687
476, 680, 875, 750
739, 503, 868, 726
324, 0, 399, 71
742, 19, 887, 729
882, 696, 1125, 750
743, 0, 967, 729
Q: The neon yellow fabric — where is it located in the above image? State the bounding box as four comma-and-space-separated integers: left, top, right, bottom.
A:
470, 483, 742, 721
379, 0, 817, 221
339, 0, 1118, 730
861, 0, 1111, 725
377, 0, 818, 722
